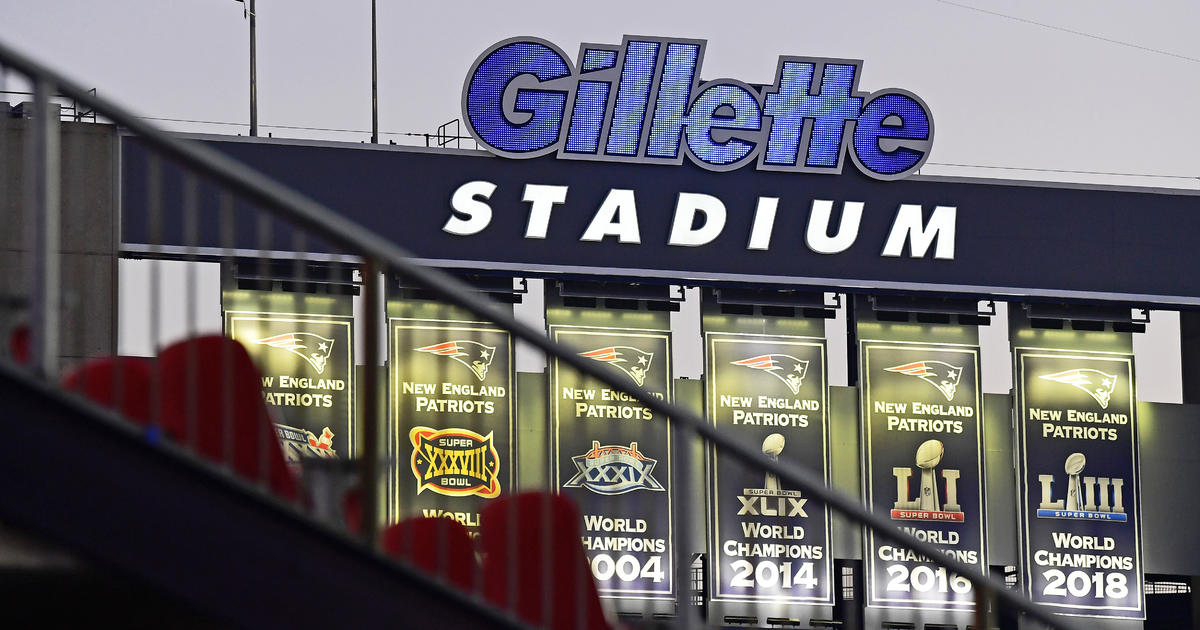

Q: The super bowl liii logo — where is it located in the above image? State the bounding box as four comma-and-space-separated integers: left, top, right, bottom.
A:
565, 441, 665, 495
409, 426, 501, 498
891, 439, 964, 523
1036, 452, 1127, 522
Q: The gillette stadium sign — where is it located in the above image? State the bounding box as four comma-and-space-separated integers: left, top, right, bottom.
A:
122, 34, 1200, 306
462, 36, 932, 180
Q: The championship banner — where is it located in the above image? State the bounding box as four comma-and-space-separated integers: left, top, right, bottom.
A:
1014, 347, 1144, 618
859, 338, 987, 610
547, 302, 674, 600
703, 309, 834, 606
387, 298, 515, 534
223, 292, 354, 462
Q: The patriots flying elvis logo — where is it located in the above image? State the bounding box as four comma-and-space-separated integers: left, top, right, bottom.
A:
415, 340, 496, 381
579, 346, 654, 386
1040, 369, 1118, 409
255, 332, 335, 374
731, 354, 809, 394
885, 360, 962, 401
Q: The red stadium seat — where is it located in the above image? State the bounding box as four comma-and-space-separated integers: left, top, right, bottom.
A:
8, 324, 30, 365
157, 335, 299, 502
479, 492, 610, 630
382, 517, 478, 592
61, 356, 155, 425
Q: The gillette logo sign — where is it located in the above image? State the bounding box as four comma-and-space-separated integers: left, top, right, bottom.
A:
463, 36, 933, 180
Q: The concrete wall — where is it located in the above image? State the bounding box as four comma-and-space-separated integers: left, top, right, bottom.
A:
0, 110, 118, 367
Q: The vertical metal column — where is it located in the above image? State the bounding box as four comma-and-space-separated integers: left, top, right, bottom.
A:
249, 0, 258, 137
28, 78, 60, 377
360, 259, 381, 548
370, 0, 378, 144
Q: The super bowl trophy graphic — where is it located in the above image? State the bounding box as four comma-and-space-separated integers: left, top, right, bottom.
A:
762, 433, 785, 491
1065, 452, 1086, 511
915, 439, 944, 512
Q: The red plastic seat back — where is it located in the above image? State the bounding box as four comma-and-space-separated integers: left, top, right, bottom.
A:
61, 356, 155, 425
382, 517, 478, 592
479, 492, 609, 630
8, 325, 29, 365
157, 335, 298, 501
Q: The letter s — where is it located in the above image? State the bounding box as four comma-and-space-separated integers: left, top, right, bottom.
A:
444, 180, 496, 235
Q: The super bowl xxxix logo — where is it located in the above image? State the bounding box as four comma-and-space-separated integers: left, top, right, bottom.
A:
891, 439, 964, 522
1036, 452, 1127, 522
565, 441, 664, 495
415, 340, 497, 381
579, 346, 653, 386
731, 354, 809, 394
1040, 369, 1118, 409
885, 360, 962, 401
256, 332, 335, 374
410, 426, 501, 498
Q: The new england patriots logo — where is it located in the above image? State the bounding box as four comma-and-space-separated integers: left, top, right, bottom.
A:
255, 332, 335, 374
579, 346, 654, 386
885, 361, 962, 401
731, 354, 809, 395
415, 341, 496, 381
1040, 369, 1118, 409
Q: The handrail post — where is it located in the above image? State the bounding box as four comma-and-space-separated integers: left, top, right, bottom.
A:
673, 419, 696, 628
28, 76, 60, 378
359, 258, 381, 548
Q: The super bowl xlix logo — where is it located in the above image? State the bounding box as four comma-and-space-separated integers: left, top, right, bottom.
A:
731, 354, 809, 394
885, 361, 962, 401
1036, 452, 1127, 522
1040, 369, 1118, 409
410, 426, 501, 498
565, 441, 665, 495
891, 439, 964, 522
579, 346, 653, 386
255, 332, 335, 374
415, 340, 497, 381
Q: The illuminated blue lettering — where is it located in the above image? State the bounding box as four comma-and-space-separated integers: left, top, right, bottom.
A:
564, 48, 618, 155
605, 40, 660, 157
762, 62, 863, 169
853, 92, 932, 177
463, 35, 933, 180
646, 42, 701, 160
464, 40, 571, 156
684, 83, 761, 167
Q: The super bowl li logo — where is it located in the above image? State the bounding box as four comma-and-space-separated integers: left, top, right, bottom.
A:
565, 441, 665, 495
891, 439, 964, 523
410, 426, 501, 498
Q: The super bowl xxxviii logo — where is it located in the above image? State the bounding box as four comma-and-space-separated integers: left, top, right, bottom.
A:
1040, 369, 1118, 409
890, 439, 964, 523
410, 426, 501, 498
885, 360, 962, 401
1035, 452, 1127, 522
579, 346, 653, 386
731, 354, 809, 394
415, 340, 497, 381
565, 441, 665, 495
255, 332, 335, 374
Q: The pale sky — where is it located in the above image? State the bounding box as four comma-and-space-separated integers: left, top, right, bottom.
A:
4, 0, 1194, 399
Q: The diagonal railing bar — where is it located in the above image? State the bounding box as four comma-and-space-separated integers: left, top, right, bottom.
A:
0, 37, 1079, 630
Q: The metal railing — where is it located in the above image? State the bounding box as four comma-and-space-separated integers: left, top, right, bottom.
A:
0, 36, 1083, 630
